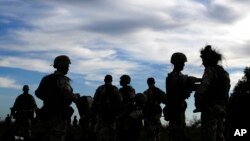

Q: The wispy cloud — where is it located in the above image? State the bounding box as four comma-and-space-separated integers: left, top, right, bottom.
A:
0, 0, 249, 90
0, 76, 21, 89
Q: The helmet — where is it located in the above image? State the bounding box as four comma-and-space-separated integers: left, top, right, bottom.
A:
147, 77, 155, 85
170, 52, 187, 64
104, 74, 113, 83
120, 74, 131, 84
53, 55, 71, 68
23, 85, 29, 91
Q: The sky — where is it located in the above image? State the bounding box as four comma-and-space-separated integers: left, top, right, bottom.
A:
0, 0, 250, 123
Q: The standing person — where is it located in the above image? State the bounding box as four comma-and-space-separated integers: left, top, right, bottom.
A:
92, 75, 122, 141
119, 74, 136, 108
194, 45, 230, 141
117, 74, 136, 141
35, 55, 79, 141
164, 52, 200, 141
117, 93, 147, 141
72, 116, 78, 128
143, 77, 166, 141
11, 85, 37, 140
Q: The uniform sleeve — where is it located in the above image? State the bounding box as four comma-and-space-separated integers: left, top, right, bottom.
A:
196, 67, 214, 94
114, 86, 122, 103
159, 88, 167, 104
93, 87, 102, 104
29, 95, 37, 110
57, 76, 75, 102
12, 96, 20, 111
35, 77, 46, 100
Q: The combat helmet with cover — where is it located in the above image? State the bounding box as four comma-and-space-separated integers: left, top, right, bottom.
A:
120, 74, 131, 85
53, 55, 71, 68
170, 52, 187, 65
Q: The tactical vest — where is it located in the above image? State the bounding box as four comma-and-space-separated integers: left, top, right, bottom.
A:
144, 87, 165, 117
166, 72, 191, 102
36, 73, 73, 111
204, 65, 230, 106
95, 84, 121, 122
119, 86, 135, 105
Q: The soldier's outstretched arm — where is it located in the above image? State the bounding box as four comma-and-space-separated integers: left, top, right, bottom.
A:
188, 76, 202, 91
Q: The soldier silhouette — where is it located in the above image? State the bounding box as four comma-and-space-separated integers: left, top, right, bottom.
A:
117, 93, 147, 141
92, 75, 122, 141
2, 114, 15, 141
143, 77, 166, 141
117, 74, 136, 141
164, 52, 200, 141
73, 115, 78, 128
194, 45, 230, 141
119, 74, 136, 109
74, 95, 94, 141
11, 85, 37, 140
35, 55, 80, 141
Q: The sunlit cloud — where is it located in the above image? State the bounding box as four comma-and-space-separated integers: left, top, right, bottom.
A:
0, 77, 21, 89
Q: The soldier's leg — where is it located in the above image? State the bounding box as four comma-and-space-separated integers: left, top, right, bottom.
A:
216, 118, 225, 141
46, 114, 67, 141
201, 113, 217, 141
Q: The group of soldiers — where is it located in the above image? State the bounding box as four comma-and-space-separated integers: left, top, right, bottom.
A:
6, 45, 232, 141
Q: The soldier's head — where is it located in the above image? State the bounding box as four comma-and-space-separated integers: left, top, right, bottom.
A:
171, 52, 187, 71
120, 74, 131, 86
23, 85, 29, 94
147, 77, 155, 87
135, 93, 147, 107
53, 55, 71, 75
200, 45, 222, 67
104, 75, 112, 84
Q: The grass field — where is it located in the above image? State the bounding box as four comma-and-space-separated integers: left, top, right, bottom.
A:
0, 120, 201, 141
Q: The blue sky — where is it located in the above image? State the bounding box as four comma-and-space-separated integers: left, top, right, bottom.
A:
1, 0, 250, 123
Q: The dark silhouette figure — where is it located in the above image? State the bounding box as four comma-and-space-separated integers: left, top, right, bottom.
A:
226, 67, 250, 141
35, 55, 80, 141
164, 52, 200, 141
143, 77, 166, 141
117, 93, 147, 141
74, 95, 93, 141
92, 75, 122, 141
73, 116, 78, 128
11, 85, 37, 140
1, 114, 15, 141
119, 74, 136, 106
117, 74, 136, 141
5, 114, 12, 126
194, 45, 230, 141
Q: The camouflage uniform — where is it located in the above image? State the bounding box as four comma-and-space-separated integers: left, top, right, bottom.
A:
144, 78, 166, 141
165, 72, 193, 141
195, 66, 230, 141
194, 46, 230, 141
75, 96, 94, 141
118, 93, 146, 141
35, 55, 78, 141
11, 85, 37, 139
164, 52, 199, 141
92, 75, 122, 141
117, 75, 136, 141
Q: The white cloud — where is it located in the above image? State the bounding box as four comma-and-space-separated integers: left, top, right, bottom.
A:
0, 0, 250, 90
0, 56, 52, 73
0, 77, 21, 89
